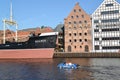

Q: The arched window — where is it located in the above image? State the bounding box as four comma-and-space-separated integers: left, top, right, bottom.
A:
85, 45, 89, 52
68, 45, 71, 52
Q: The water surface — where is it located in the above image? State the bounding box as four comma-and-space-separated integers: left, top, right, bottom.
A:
0, 58, 120, 80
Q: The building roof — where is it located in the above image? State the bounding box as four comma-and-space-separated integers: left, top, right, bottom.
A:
92, 0, 120, 16
54, 24, 64, 33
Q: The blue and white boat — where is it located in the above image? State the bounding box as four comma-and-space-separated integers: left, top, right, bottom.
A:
57, 62, 80, 69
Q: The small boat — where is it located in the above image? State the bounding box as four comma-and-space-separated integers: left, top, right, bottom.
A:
57, 62, 80, 69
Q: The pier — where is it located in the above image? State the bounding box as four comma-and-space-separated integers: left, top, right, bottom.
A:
54, 52, 120, 58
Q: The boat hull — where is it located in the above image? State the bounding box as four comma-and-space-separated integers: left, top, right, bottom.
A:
0, 48, 54, 59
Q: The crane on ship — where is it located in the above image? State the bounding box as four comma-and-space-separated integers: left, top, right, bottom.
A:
2, 0, 18, 44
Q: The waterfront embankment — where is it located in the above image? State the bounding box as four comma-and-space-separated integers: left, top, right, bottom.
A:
54, 52, 120, 58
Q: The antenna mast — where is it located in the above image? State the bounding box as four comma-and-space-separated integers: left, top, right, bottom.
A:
10, 0, 13, 21
3, 0, 18, 44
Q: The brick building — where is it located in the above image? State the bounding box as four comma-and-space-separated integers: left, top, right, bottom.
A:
0, 27, 53, 44
64, 3, 92, 52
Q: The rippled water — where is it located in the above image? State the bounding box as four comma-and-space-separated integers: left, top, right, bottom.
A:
0, 58, 120, 80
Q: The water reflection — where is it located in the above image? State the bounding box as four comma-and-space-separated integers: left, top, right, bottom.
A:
90, 58, 120, 80
0, 58, 120, 80
53, 58, 91, 80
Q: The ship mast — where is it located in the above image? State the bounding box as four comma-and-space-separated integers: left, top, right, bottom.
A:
3, 0, 18, 44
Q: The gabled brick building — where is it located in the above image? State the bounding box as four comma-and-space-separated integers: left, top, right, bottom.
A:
64, 3, 92, 52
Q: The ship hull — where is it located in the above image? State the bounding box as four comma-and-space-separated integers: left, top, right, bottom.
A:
0, 48, 54, 59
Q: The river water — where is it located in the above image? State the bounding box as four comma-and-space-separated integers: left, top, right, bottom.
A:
0, 58, 120, 80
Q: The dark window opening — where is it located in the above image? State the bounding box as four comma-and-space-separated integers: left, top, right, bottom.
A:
79, 39, 82, 42
79, 21, 82, 24
95, 38, 99, 41
85, 39, 87, 42
102, 37, 120, 40
69, 33, 71, 36
94, 29, 99, 32
75, 46, 77, 49
71, 16, 74, 19
95, 45, 99, 50
74, 33, 77, 36
76, 15, 79, 18
74, 39, 77, 42
79, 33, 82, 36
101, 19, 119, 23
74, 9, 76, 12
94, 20, 99, 23
106, 3, 113, 7
102, 46, 120, 49
85, 45, 89, 52
79, 9, 81, 12
82, 15, 84, 18
80, 46, 82, 48
101, 10, 119, 15
102, 28, 119, 32
69, 22, 71, 24
68, 46, 71, 52
74, 21, 76, 24
84, 33, 87, 35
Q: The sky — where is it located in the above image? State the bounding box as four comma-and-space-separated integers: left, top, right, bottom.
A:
0, 0, 120, 30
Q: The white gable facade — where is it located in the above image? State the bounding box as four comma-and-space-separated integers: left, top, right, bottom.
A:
92, 0, 120, 52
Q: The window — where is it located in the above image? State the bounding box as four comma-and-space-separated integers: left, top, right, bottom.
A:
80, 46, 82, 48
69, 33, 71, 36
106, 3, 113, 7
79, 39, 82, 42
94, 20, 99, 23
96, 25, 99, 27
74, 39, 77, 42
79, 21, 82, 24
81, 15, 84, 18
84, 33, 87, 36
101, 10, 119, 15
102, 28, 119, 32
74, 21, 77, 24
79, 33, 82, 36
74, 46, 77, 49
102, 46, 120, 49
84, 20, 87, 23
68, 46, 71, 52
79, 9, 81, 12
94, 38, 99, 41
76, 15, 79, 18
71, 16, 74, 19
69, 22, 71, 24
74, 33, 77, 36
95, 45, 99, 50
94, 29, 99, 32
85, 45, 89, 52
102, 37, 119, 40
101, 19, 119, 23
74, 9, 76, 12
85, 39, 87, 42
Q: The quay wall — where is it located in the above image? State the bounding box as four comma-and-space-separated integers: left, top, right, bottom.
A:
53, 52, 120, 58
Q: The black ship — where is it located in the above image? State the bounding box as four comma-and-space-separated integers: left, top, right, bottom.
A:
0, 32, 58, 49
